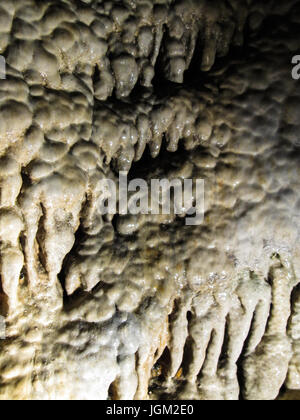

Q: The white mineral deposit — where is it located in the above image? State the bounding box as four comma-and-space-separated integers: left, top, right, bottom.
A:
0, 0, 300, 401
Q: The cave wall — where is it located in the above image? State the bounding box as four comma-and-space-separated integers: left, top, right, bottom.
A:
0, 0, 300, 400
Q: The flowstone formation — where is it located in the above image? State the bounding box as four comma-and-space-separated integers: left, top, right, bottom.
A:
0, 0, 300, 400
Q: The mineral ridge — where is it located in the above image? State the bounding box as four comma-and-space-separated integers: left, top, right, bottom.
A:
0, 0, 300, 400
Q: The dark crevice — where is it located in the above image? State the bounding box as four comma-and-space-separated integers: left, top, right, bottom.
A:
36, 203, 48, 273
287, 283, 300, 334
58, 195, 90, 302
180, 335, 194, 378
187, 310, 192, 323
58, 223, 86, 303
149, 346, 172, 397
156, 346, 171, 377
0, 276, 9, 318
218, 314, 231, 370
128, 140, 190, 180
168, 298, 180, 325
108, 379, 119, 400
92, 65, 101, 87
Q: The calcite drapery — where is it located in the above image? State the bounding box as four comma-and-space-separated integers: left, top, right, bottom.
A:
0, 0, 300, 400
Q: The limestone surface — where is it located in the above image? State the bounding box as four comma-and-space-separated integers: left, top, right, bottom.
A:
0, 0, 300, 400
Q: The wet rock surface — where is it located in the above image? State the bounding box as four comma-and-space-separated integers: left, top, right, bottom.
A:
0, 0, 300, 400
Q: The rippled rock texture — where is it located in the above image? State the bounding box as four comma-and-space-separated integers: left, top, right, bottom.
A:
0, 0, 300, 400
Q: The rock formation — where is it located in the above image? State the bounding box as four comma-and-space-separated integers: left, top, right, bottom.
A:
0, 0, 300, 400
